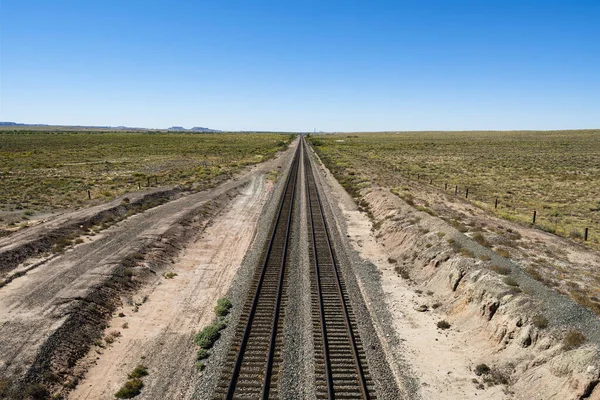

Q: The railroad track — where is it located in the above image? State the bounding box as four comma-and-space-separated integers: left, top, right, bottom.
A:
303, 138, 375, 399
214, 138, 375, 399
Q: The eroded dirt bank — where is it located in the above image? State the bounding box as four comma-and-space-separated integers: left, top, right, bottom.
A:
309, 147, 600, 400
0, 141, 296, 399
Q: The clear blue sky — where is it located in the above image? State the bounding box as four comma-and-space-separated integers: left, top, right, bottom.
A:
1, 0, 599, 131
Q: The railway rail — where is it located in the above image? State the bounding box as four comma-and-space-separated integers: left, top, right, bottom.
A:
214, 138, 376, 399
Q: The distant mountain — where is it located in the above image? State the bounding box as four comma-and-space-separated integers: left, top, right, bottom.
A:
190, 127, 218, 132
1, 122, 219, 132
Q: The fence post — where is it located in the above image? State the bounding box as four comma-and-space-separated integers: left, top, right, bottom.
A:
445, 183, 448, 191
585, 227, 589, 241
147, 177, 151, 187
87, 190, 91, 200
465, 188, 469, 199
138, 182, 141, 190
429, 178, 433, 185
455, 185, 458, 195
532, 210, 537, 224
495, 198, 498, 209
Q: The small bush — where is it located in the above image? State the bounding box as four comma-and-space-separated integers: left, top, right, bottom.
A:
495, 248, 510, 258
563, 330, 586, 350
460, 248, 475, 258
473, 233, 491, 247
532, 314, 548, 329
163, 272, 178, 279
197, 348, 209, 360
194, 320, 226, 349
502, 277, 519, 287
195, 361, 206, 371
387, 257, 397, 264
115, 378, 144, 399
490, 265, 511, 275
128, 365, 148, 379
437, 232, 446, 238
479, 254, 491, 261
437, 320, 451, 330
475, 363, 490, 376
432, 302, 442, 309
214, 298, 233, 317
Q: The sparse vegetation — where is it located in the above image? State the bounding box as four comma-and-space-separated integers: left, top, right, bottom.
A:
308, 131, 600, 248
163, 272, 178, 279
490, 265, 511, 275
214, 297, 233, 317
502, 277, 519, 287
128, 365, 149, 379
532, 314, 549, 329
563, 330, 586, 350
115, 378, 144, 399
0, 132, 292, 231
194, 320, 226, 349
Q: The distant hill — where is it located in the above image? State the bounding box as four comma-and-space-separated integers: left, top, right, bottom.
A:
190, 127, 218, 132
0, 122, 219, 132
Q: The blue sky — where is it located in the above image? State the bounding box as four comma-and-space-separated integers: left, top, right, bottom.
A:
1, 0, 599, 131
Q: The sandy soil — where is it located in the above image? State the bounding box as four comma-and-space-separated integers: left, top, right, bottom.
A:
69, 174, 272, 399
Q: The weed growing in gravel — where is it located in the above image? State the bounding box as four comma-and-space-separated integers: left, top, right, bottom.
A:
214, 298, 233, 317
128, 365, 148, 379
115, 378, 144, 399
195, 362, 206, 371
532, 314, 549, 329
495, 248, 510, 258
490, 265, 511, 275
563, 330, 586, 350
473, 233, 491, 247
503, 277, 519, 287
194, 320, 226, 349
163, 272, 178, 279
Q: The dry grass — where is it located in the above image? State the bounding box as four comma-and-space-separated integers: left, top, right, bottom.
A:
309, 131, 600, 248
0, 131, 292, 230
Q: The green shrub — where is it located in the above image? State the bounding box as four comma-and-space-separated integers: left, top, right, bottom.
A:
197, 348, 209, 360
214, 298, 233, 317
128, 365, 148, 379
115, 378, 144, 399
194, 320, 226, 349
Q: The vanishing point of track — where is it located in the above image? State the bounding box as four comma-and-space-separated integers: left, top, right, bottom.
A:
214, 138, 375, 399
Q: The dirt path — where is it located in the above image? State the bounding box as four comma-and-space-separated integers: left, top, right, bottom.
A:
69, 174, 271, 399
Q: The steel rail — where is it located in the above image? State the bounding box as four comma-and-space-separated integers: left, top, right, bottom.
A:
224, 143, 301, 399
303, 137, 370, 399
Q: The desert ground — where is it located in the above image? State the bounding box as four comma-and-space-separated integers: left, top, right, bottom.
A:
1, 130, 600, 399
